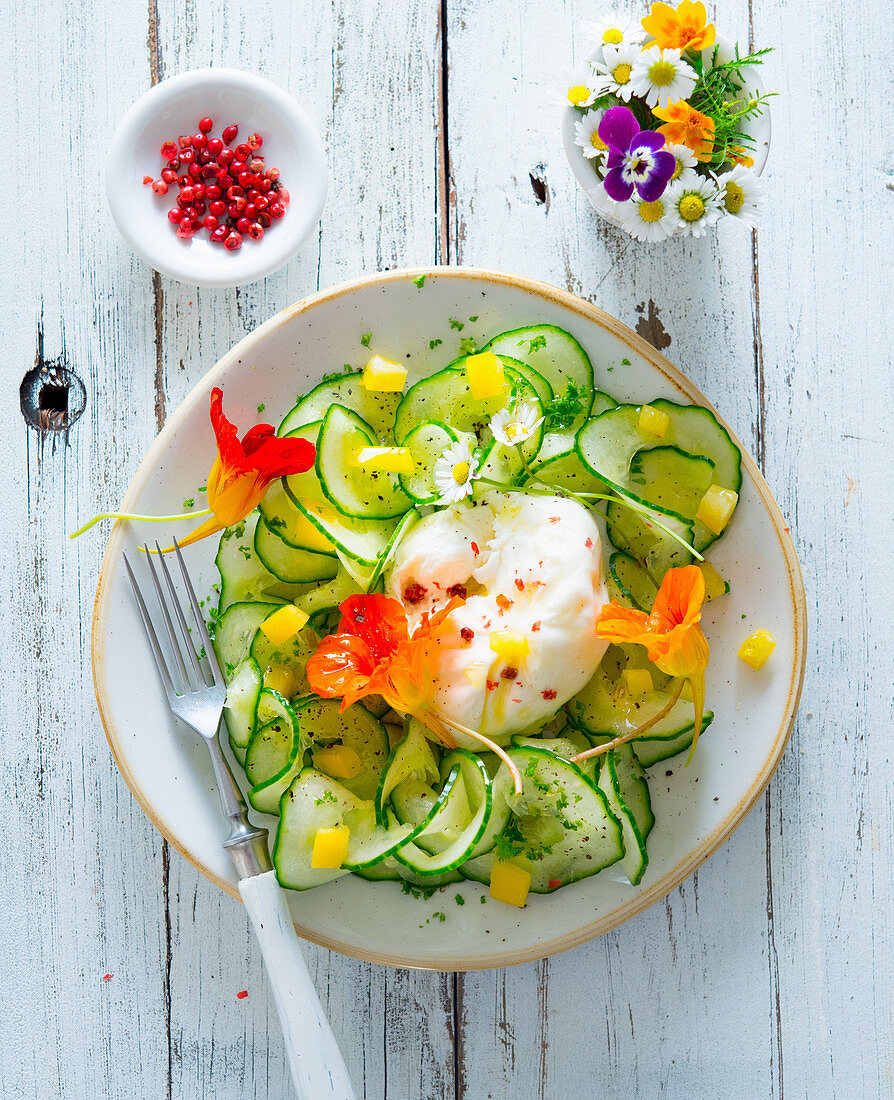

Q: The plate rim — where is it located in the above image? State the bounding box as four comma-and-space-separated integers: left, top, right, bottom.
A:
92, 266, 807, 971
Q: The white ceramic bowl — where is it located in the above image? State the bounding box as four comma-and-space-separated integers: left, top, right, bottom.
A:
105, 69, 327, 287
92, 269, 806, 971
562, 36, 771, 230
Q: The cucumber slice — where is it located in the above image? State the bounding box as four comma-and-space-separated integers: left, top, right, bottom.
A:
248, 622, 318, 696
392, 361, 536, 445
248, 750, 305, 816
215, 514, 277, 613
316, 404, 414, 520
633, 728, 698, 768
375, 720, 440, 826
394, 752, 493, 876
299, 697, 390, 801
294, 565, 364, 619
607, 551, 659, 611
259, 479, 337, 555
526, 448, 610, 497
499, 356, 553, 407
482, 325, 595, 418
605, 497, 694, 581
460, 746, 624, 892
246, 715, 296, 787
577, 402, 741, 550
597, 745, 654, 885
254, 517, 339, 584
366, 509, 420, 592
530, 389, 618, 467
273, 770, 417, 889
628, 446, 715, 525
279, 372, 401, 441
282, 483, 400, 568
565, 658, 714, 745
223, 657, 261, 765
510, 730, 596, 784
399, 420, 460, 504
213, 600, 285, 676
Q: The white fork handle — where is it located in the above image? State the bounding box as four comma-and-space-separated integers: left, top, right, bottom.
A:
238, 871, 356, 1100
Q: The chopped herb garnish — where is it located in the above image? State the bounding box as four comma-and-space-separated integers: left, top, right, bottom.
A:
400, 881, 439, 900
267, 516, 286, 529
542, 381, 585, 432
237, 546, 252, 560
454, 894, 465, 906
480, 894, 487, 904
449, 318, 464, 331
197, 485, 207, 493
257, 403, 266, 414
314, 791, 338, 806
621, 358, 631, 365
360, 332, 372, 347
429, 338, 443, 350
433, 911, 446, 922
518, 334, 547, 353
469, 315, 478, 322
182, 498, 194, 508
413, 274, 426, 288
459, 336, 478, 355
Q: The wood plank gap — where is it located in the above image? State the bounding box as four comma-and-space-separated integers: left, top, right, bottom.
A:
152, 271, 166, 431
452, 972, 464, 1099
750, 232, 766, 471
147, 0, 162, 85
765, 788, 784, 1099
437, 0, 451, 264
162, 842, 174, 1100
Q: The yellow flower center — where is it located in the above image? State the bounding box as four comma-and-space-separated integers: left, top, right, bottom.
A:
678, 194, 706, 222
505, 424, 521, 442
590, 131, 608, 151
452, 460, 470, 485
671, 157, 685, 181
723, 181, 745, 214
648, 60, 677, 87
603, 27, 624, 44
639, 200, 664, 223
567, 84, 591, 105
612, 63, 632, 85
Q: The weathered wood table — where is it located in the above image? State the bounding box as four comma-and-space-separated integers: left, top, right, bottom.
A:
3, 1, 891, 1097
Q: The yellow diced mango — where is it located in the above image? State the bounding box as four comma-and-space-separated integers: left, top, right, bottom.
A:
698, 560, 728, 601
361, 355, 408, 392
490, 861, 532, 908
314, 744, 363, 779
260, 604, 309, 646
464, 351, 506, 400
638, 404, 671, 439
354, 446, 415, 474
311, 825, 350, 869
738, 629, 776, 670
263, 664, 300, 698
696, 484, 739, 535
489, 629, 530, 664
622, 667, 654, 695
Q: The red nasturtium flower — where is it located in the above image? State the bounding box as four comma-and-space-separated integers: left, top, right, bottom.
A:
307, 594, 453, 717
591, 565, 710, 762
176, 388, 315, 548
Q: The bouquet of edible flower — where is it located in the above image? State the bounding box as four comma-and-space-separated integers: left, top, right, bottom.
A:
563, 2, 772, 240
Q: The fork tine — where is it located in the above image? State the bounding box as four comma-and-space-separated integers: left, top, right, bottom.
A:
123, 552, 176, 699
143, 543, 188, 694
173, 537, 225, 688
154, 541, 206, 688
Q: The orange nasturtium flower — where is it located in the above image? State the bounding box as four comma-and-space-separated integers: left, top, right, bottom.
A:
652, 101, 716, 162
307, 594, 525, 792
641, 1, 715, 52
594, 565, 710, 762
174, 388, 315, 549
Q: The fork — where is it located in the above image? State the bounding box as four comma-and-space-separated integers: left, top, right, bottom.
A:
123, 539, 356, 1100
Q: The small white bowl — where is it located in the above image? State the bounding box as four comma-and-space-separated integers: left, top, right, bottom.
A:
106, 69, 327, 287
562, 35, 770, 230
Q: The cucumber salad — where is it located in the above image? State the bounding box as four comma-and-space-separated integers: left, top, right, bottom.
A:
210, 322, 742, 906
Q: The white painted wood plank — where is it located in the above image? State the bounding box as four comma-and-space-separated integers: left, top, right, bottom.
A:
146, 1, 451, 1098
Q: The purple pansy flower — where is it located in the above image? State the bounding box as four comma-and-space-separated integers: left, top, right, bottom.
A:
598, 106, 676, 203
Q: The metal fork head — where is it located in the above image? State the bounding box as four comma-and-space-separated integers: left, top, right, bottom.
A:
123, 539, 227, 741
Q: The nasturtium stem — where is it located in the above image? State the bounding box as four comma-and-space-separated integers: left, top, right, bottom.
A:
69, 508, 213, 539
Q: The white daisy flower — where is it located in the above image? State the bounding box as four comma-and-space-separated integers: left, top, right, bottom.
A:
582, 13, 647, 50
592, 44, 641, 102
630, 47, 697, 109
573, 108, 610, 160
665, 142, 699, 186
548, 66, 602, 109
713, 164, 763, 228
491, 400, 545, 446
618, 195, 678, 242
665, 176, 723, 238
433, 438, 479, 504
